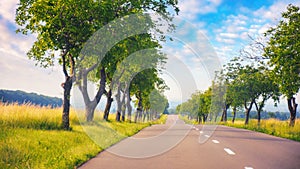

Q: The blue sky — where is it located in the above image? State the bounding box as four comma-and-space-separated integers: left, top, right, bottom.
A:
0, 0, 299, 111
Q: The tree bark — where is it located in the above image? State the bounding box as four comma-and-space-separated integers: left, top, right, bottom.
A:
115, 83, 121, 122
254, 100, 265, 126
135, 92, 142, 123
287, 97, 298, 127
143, 110, 147, 122
62, 76, 73, 130
244, 100, 254, 125
139, 109, 143, 122
197, 114, 202, 124
86, 102, 97, 122
121, 89, 126, 121
232, 106, 237, 123
126, 92, 132, 122
221, 103, 230, 122
61, 52, 74, 130
78, 67, 106, 122
202, 114, 208, 122
103, 89, 113, 121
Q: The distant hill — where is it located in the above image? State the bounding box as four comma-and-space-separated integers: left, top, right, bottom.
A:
0, 89, 62, 107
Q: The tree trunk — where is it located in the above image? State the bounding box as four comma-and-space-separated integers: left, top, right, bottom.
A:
143, 110, 147, 122
232, 106, 237, 123
139, 110, 143, 122
147, 110, 150, 121
150, 111, 153, 121
121, 84, 128, 121
78, 67, 106, 122
202, 114, 207, 122
134, 92, 143, 123
197, 114, 202, 124
121, 91, 126, 121
61, 53, 74, 130
221, 103, 229, 122
134, 110, 139, 123
116, 111, 121, 121
62, 76, 73, 130
126, 93, 132, 122
244, 100, 254, 125
254, 100, 265, 126
103, 89, 113, 121
155, 111, 159, 119
287, 97, 298, 127
115, 83, 121, 122
86, 102, 97, 122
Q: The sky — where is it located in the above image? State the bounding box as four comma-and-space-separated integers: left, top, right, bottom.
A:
0, 0, 300, 111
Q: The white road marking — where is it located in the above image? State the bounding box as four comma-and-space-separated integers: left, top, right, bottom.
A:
224, 148, 235, 155
195, 128, 199, 131
204, 135, 210, 138
199, 131, 203, 133
212, 140, 220, 144
244, 167, 253, 169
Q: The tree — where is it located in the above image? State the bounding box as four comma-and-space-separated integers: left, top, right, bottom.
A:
130, 68, 166, 122
252, 69, 280, 125
108, 37, 167, 122
104, 34, 164, 121
76, 1, 179, 122
264, 4, 300, 126
217, 59, 245, 123
16, 0, 106, 129
221, 56, 280, 125
176, 89, 212, 124
199, 89, 212, 123
16, 0, 179, 128
213, 72, 230, 123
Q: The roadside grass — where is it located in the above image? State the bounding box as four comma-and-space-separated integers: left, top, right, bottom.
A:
220, 119, 300, 142
178, 113, 299, 142
179, 115, 198, 125
0, 103, 166, 169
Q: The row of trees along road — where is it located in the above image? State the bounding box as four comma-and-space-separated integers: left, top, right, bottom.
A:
16, 0, 179, 129
176, 4, 299, 127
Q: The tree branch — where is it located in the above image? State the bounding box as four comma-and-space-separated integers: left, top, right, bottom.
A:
62, 50, 69, 78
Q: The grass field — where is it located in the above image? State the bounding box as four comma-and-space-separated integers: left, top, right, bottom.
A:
0, 103, 166, 169
221, 119, 300, 142
179, 115, 300, 142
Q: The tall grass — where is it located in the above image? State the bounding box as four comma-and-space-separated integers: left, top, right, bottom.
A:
0, 102, 79, 130
222, 119, 300, 142
179, 115, 198, 125
0, 103, 166, 169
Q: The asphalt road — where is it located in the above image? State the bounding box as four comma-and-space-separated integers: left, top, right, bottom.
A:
79, 115, 300, 169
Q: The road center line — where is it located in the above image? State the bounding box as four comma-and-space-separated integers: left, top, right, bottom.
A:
224, 148, 235, 155
244, 167, 253, 169
199, 131, 203, 133
204, 135, 210, 138
212, 140, 219, 144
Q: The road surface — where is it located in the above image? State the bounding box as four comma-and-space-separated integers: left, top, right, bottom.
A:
79, 115, 300, 169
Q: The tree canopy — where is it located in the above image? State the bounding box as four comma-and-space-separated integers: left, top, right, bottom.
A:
264, 4, 300, 126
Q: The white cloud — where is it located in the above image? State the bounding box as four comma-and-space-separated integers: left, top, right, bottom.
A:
178, 0, 223, 20
240, 32, 249, 40
258, 23, 272, 34
0, 0, 18, 22
254, 1, 286, 22
220, 32, 239, 39
211, 1, 300, 63
0, 0, 63, 97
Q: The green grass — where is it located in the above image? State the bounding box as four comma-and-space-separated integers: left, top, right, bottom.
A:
0, 103, 166, 169
179, 115, 198, 125
221, 119, 300, 142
